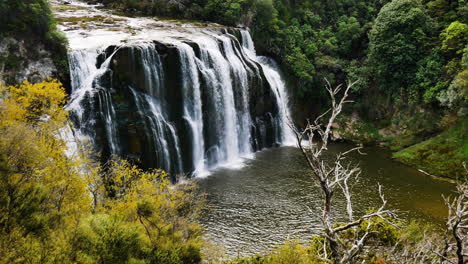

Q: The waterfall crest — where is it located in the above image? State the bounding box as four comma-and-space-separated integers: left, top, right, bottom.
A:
67, 30, 295, 176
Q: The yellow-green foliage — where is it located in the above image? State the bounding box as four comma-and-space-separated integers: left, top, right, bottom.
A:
227, 215, 405, 264
0, 80, 204, 263
357, 214, 400, 246
229, 240, 324, 264
441, 21, 468, 55
0, 80, 90, 263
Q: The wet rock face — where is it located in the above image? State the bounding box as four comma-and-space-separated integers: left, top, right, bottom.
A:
0, 37, 58, 86
87, 39, 279, 174
68, 28, 293, 177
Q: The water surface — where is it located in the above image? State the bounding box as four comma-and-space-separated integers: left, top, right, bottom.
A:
198, 144, 455, 256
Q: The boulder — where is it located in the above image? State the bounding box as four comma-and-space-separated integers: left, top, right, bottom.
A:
103, 17, 114, 24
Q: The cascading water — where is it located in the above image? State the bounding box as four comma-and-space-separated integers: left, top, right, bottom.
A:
240, 30, 256, 57
198, 36, 242, 166
241, 30, 296, 145
67, 48, 122, 156
66, 24, 295, 176
257, 57, 296, 145
178, 43, 206, 175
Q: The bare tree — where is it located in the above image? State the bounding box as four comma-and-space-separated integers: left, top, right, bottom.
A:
439, 165, 468, 264
388, 167, 467, 264
387, 225, 442, 264
291, 80, 398, 264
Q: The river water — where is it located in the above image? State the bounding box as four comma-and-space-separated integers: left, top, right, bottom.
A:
198, 144, 455, 257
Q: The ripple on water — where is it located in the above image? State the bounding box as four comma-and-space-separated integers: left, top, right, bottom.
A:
198, 145, 455, 257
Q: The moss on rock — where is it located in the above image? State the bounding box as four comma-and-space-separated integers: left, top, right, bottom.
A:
393, 117, 468, 179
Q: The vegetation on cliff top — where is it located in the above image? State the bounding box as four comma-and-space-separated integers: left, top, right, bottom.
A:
0, 0, 69, 84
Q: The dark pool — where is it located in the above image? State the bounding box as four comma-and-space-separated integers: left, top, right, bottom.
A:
197, 144, 455, 256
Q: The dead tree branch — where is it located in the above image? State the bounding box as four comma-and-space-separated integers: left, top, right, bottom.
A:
291, 79, 398, 264
441, 166, 467, 264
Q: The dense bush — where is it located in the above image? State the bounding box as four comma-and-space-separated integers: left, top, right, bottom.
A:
227, 219, 443, 264
367, 0, 434, 98
0, 80, 204, 263
0, 0, 66, 45
0, 0, 51, 36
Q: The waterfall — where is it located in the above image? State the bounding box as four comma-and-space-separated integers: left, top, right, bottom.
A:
257, 57, 296, 145
67, 48, 122, 156
67, 30, 295, 177
198, 37, 241, 166
178, 43, 206, 175
219, 34, 253, 157
240, 30, 256, 57
130, 87, 183, 174
241, 30, 296, 145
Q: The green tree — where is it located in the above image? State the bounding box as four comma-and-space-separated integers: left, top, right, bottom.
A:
335, 16, 363, 56
368, 0, 434, 97
441, 21, 468, 55
203, 0, 255, 26
410, 49, 449, 103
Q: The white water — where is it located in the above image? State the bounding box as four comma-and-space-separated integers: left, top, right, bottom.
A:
130, 86, 184, 173
241, 30, 296, 145
199, 36, 241, 167
258, 57, 296, 145
67, 48, 122, 155
178, 43, 207, 176
221, 34, 253, 156
58, 1, 296, 176
241, 29, 256, 58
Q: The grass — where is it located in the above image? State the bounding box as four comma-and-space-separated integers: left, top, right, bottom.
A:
393, 117, 468, 179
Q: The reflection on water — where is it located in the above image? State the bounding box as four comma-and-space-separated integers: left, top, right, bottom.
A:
197, 144, 455, 256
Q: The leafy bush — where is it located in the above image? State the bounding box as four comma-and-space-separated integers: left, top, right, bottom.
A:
0, 80, 204, 263
229, 240, 323, 264
0, 0, 69, 85
74, 214, 142, 263
441, 21, 468, 55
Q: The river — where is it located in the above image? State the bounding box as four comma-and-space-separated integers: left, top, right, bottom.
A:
198, 144, 455, 257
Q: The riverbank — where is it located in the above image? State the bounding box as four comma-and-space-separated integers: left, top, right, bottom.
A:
393, 117, 467, 179
331, 111, 467, 180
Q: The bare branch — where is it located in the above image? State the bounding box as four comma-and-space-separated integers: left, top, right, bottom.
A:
292, 80, 404, 263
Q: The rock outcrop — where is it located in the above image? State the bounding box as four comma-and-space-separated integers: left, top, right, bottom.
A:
0, 38, 59, 86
